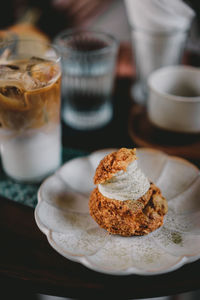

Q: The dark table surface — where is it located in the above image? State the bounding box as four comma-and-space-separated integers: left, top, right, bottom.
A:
1, 44, 200, 299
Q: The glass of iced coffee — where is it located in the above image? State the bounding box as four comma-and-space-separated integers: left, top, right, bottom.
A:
0, 39, 61, 182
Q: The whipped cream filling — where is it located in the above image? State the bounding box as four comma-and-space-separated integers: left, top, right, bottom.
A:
98, 160, 150, 201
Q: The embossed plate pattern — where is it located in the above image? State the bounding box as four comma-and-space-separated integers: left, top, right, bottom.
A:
35, 148, 200, 275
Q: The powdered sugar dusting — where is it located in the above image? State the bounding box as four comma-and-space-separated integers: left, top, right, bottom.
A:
35, 148, 200, 275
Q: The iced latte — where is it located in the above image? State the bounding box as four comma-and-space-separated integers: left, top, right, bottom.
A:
0, 41, 61, 182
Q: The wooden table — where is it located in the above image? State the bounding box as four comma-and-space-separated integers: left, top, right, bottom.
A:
1, 44, 200, 299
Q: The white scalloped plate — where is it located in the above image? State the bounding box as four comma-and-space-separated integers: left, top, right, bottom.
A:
35, 148, 200, 275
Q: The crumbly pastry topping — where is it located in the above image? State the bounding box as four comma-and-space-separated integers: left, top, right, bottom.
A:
89, 183, 168, 236
90, 147, 168, 236
94, 148, 137, 184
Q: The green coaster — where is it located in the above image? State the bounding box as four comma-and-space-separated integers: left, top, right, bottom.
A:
0, 147, 88, 208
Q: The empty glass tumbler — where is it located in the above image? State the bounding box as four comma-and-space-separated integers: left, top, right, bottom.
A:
131, 27, 188, 104
55, 29, 118, 130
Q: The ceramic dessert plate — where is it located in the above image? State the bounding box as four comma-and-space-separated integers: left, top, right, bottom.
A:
35, 148, 200, 275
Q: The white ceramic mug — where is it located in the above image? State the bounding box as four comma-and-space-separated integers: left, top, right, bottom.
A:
147, 65, 200, 133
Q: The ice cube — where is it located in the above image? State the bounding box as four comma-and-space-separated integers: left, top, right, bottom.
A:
0, 62, 42, 91
0, 85, 23, 100
0, 64, 19, 71
0, 64, 19, 78
21, 72, 42, 90
26, 56, 59, 86
0, 64, 26, 87
0, 57, 59, 92
0, 84, 28, 110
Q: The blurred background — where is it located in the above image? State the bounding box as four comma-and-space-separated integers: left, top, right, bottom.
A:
1, 0, 200, 41
2, 0, 199, 150
0, 0, 130, 40
1, 1, 200, 300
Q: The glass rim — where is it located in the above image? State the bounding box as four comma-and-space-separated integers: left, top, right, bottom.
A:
0, 38, 61, 63
54, 29, 119, 56
148, 65, 200, 103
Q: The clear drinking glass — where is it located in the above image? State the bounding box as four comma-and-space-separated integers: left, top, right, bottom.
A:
54, 29, 118, 130
0, 39, 62, 182
131, 27, 188, 104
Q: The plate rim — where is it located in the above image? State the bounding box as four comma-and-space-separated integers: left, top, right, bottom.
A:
35, 147, 200, 276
